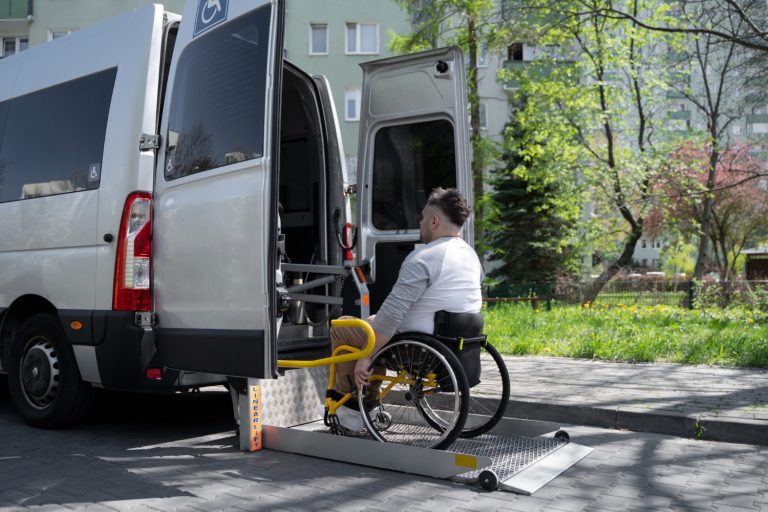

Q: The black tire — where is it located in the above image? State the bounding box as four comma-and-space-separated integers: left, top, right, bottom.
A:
461, 342, 510, 438
7, 314, 94, 428
358, 334, 469, 450
479, 469, 499, 491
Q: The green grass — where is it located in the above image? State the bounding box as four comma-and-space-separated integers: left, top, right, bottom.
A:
483, 302, 768, 367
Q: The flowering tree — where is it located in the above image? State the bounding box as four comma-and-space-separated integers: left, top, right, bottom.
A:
657, 143, 768, 280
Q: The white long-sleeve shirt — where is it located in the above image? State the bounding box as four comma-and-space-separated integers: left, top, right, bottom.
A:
370, 236, 483, 336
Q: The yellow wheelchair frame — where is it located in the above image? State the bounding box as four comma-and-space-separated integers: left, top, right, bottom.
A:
275, 318, 443, 428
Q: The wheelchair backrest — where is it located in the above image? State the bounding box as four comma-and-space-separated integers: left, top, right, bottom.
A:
433, 310, 484, 339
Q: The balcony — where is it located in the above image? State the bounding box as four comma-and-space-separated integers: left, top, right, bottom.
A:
0, 0, 30, 19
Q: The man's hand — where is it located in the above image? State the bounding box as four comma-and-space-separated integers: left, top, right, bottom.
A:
354, 357, 373, 388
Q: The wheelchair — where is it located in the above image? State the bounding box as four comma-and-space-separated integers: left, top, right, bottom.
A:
347, 311, 510, 450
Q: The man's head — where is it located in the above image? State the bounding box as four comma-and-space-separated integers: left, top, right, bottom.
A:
419, 187, 471, 243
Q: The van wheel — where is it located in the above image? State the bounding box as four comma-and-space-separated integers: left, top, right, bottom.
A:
8, 314, 94, 428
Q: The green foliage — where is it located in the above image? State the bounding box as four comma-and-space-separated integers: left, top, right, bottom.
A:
660, 240, 697, 276
484, 302, 768, 367
485, 118, 581, 283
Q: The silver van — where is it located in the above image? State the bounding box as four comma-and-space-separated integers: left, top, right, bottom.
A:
0, 0, 471, 428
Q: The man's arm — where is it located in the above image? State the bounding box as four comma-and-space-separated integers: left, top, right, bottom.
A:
354, 256, 432, 387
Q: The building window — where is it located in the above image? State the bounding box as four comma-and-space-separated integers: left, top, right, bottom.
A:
346, 22, 378, 54
507, 43, 524, 62
309, 23, 328, 55
642, 240, 647, 248
49, 30, 73, 40
0, 37, 27, 58
478, 102, 487, 130
478, 43, 488, 67
345, 89, 361, 121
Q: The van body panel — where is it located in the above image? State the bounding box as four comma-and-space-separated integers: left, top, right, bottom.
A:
152, 0, 281, 379
356, 47, 473, 290
0, 4, 167, 314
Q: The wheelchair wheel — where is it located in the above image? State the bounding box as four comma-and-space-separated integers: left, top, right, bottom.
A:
358, 334, 469, 450
461, 342, 510, 438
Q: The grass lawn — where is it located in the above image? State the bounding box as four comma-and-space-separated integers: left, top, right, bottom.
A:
483, 302, 768, 368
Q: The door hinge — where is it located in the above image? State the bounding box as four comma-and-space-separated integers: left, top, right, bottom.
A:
135, 312, 158, 328
139, 133, 161, 151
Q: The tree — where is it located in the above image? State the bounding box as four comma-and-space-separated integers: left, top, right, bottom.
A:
391, 0, 501, 263
502, 0, 683, 302
657, 144, 768, 280
486, 118, 580, 284
565, 0, 768, 53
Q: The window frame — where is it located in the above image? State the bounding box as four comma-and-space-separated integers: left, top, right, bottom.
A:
309, 23, 328, 55
49, 30, 74, 41
345, 22, 379, 55
344, 89, 361, 121
0, 36, 28, 58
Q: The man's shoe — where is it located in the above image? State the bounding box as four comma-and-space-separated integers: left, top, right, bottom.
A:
334, 405, 365, 434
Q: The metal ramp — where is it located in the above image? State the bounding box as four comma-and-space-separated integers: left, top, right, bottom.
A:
236, 367, 592, 494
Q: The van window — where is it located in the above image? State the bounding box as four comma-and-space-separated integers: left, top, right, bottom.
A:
0, 68, 115, 203
165, 6, 271, 180
371, 119, 456, 231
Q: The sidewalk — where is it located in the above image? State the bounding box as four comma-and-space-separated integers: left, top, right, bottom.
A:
502, 355, 768, 445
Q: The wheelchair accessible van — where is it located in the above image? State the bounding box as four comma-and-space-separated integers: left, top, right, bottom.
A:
233, 265, 592, 494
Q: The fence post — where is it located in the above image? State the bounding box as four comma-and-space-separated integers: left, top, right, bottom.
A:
686, 281, 695, 309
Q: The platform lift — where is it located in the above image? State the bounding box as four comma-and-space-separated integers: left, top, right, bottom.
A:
234, 264, 592, 494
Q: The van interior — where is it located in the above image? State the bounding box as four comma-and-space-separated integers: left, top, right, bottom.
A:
275, 63, 339, 361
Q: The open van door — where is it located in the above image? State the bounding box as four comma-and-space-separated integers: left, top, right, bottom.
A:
355, 47, 472, 311
151, 0, 283, 379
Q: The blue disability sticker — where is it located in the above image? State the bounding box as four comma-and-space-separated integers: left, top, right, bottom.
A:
194, 0, 229, 37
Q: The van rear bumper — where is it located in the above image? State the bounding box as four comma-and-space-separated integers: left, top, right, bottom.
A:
59, 310, 226, 391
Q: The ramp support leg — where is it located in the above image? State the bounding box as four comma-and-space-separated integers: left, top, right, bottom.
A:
232, 377, 263, 452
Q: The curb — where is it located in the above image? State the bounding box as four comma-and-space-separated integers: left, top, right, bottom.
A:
505, 399, 768, 446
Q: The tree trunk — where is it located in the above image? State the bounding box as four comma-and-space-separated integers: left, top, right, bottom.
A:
583, 226, 643, 304
694, 147, 719, 278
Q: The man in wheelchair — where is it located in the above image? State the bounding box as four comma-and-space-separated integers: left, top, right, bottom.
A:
331, 187, 483, 435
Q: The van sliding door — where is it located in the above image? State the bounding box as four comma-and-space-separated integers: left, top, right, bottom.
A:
152, 0, 283, 379
355, 47, 472, 312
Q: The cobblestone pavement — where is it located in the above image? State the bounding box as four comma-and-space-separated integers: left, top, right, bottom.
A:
2, 377, 768, 512
503, 356, 768, 444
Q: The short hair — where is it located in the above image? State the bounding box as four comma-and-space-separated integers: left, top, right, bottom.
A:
426, 187, 470, 227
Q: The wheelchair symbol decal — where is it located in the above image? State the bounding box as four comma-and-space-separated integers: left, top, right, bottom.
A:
193, 0, 228, 37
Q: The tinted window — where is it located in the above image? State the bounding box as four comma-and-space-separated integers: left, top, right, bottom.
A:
0, 68, 115, 203
165, 6, 271, 180
371, 120, 456, 231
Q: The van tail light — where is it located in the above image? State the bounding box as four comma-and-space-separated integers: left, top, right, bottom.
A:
343, 222, 354, 262
113, 192, 153, 311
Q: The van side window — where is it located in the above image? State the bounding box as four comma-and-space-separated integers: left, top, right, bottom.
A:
0, 68, 115, 203
165, 6, 271, 180
371, 119, 456, 231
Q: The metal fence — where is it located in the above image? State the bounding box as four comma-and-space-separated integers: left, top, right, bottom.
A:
486, 280, 768, 309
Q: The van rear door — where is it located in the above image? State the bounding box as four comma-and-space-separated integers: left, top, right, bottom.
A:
355, 47, 472, 310
152, 0, 283, 379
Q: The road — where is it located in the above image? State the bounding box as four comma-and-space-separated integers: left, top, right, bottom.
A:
1, 377, 767, 511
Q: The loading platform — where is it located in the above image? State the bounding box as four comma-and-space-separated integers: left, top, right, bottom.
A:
236, 367, 592, 494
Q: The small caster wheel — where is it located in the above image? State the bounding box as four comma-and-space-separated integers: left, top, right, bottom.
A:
478, 469, 499, 491
555, 430, 570, 442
